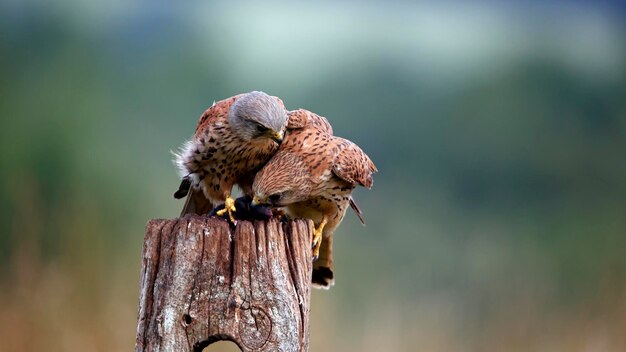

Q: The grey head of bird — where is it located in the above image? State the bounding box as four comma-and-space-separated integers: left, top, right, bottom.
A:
228, 91, 287, 144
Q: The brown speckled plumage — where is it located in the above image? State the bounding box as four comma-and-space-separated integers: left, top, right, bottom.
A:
252, 111, 377, 288
175, 92, 291, 215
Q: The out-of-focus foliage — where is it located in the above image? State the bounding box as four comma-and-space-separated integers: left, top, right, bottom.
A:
1, 1, 625, 351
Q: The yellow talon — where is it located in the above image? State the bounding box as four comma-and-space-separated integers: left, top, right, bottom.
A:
216, 196, 237, 223
312, 217, 328, 261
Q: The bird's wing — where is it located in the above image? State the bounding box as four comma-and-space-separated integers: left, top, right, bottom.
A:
180, 187, 213, 216
194, 94, 242, 136
308, 111, 333, 135
286, 109, 309, 129
287, 109, 333, 135
331, 137, 377, 189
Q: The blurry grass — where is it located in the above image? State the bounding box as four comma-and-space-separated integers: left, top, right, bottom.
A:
2, 258, 626, 351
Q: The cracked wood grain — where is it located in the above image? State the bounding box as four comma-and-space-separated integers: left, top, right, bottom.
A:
136, 216, 313, 352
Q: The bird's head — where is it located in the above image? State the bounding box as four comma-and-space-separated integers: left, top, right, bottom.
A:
228, 91, 287, 144
251, 152, 312, 207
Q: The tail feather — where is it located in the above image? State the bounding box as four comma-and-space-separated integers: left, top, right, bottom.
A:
174, 177, 192, 199
180, 187, 213, 216
349, 197, 366, 225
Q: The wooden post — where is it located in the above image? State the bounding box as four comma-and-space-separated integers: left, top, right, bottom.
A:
135, 216, 314, 352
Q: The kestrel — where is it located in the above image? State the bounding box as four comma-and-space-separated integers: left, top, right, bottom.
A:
251, 113, 377, 288
174, 91, 291, 220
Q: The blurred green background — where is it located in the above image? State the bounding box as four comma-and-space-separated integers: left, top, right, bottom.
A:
1, 0, 625, 351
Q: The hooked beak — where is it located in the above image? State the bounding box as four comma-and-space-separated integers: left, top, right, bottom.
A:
269, 130, 283, 144
251, 196, 261, 207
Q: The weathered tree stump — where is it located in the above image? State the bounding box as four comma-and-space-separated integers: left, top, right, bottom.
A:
135, 216, 314, 352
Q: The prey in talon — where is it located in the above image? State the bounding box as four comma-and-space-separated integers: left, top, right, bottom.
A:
211, 195, 274, 222
251, 110, 376, 289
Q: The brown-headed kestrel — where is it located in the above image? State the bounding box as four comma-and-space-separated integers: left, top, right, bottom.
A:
174, 91, 298, 221
251, 111, 377, 288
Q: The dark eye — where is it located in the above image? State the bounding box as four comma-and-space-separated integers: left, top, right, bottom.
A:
269, 194, 281, 202
255, 123, 267, 132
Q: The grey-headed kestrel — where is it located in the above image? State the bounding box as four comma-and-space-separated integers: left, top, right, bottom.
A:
251, 111, 377, 288
174, 91, 305, 220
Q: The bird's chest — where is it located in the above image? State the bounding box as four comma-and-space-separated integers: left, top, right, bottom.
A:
287, 193, 350, 225
199, 139, 275, 190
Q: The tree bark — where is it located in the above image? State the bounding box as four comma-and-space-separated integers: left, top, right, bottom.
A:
136, 216, 313, 352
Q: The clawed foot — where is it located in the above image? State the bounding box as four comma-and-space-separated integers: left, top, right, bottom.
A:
210, 195, 274, 223
312, 229, 322, 261
312, 217, 328, 261
216, 196, 237, 224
